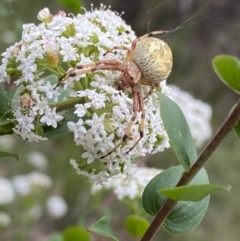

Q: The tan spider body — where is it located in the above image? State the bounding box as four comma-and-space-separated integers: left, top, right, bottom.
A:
58, 31, 173, 158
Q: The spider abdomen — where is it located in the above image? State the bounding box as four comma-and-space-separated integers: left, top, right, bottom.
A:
133, 37, 173, 83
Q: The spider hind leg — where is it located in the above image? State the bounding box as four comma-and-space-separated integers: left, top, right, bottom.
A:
101, 85, 145, 158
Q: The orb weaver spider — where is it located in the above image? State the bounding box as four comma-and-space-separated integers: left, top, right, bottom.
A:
57, 31, 173, 158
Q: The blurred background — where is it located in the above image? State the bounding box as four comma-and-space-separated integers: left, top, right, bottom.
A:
0, 0, 240, 240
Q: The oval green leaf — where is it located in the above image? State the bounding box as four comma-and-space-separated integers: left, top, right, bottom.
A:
159, 184, 229, 202
89, 216, 119, 241
212, 55, 240, 95
142, 165, 209, 234
159, 93, 197, 170
63, 226, 90, 241
125, 215, 150, 238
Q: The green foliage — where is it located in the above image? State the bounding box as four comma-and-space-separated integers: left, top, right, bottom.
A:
234, 119, 240, 139
142, 166, 210, 234
0, 84, 13, 124
56, 0, 83, 12
89, 216, 119, 241
158, 92, 197, 171
212, 55, 240, 95
42, 118, 69, 139
0, 151, 18, 160
159, 184, 229, 202
124, 215, 150, 238
63, 226, 90, 241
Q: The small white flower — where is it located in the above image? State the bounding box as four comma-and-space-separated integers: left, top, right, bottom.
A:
26, 150, 48, 170
67, 119, 87, 140
33, 97, 49, 115
0, 177, 15, 205
82, 152, 95, 164
40, 107, 63, 128
12, 172, 52, 196
38, 81, 59, 100
15, 114, 35, 133
91, 167, 162, 199
85, 113, 104, 129
60, 40, 78, 62
28, 172, 52, 188
46, 195, 68, 218
12, 175, 31, 196
0, 211, 11, 227
74, 103, 91, 117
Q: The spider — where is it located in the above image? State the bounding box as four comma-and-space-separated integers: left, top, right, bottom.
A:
57, 31, 173, 158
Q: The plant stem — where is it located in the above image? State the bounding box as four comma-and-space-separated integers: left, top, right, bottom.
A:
49, 97, 82, 112
140, 98, 240, 241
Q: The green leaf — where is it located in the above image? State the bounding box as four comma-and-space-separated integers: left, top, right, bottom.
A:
159, 184, 229, 202
42, 119, 68, 139
0, 151, 18, 160
56, 0, 83, 12
0, 116, 14, 126
42, 108, 80, 139
0, 84, 13, 122
142, 165, 209, 234
125, 215, 150, 238
234, 119, 240, 139
159, 93, 197, 170
63, 226, 90, 241
212, 55, 240, 95
89, 216, 119, 241
1, 123, 14, 133
47, 233, 63, 241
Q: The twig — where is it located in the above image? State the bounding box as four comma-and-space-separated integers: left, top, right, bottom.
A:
140, 98, 240, 241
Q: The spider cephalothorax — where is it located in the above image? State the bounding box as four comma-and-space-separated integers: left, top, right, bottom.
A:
57, 31, 173, 158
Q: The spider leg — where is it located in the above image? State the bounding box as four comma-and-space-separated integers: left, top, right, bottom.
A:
104, 46, 130, 55
101, 85, 140, 158
103, 46, 132, 63
55, 60, 123, 88
125, 87, 145, 154
142, 83, 160, 99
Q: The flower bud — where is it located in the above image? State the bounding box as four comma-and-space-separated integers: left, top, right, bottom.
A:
45, 42, 60, 68
37, 8, 52, 23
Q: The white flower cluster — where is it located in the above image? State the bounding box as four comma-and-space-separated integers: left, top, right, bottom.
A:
0, 6, 170, 183
0, 6, 212, 184
0, 173, 67, 223
91, 167, 162, 200
169, 86, 212, 148
12, 172, 52, 196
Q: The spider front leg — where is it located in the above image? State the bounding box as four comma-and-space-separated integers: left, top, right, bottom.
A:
55, 60, 123, 88
101, 84, 145, 158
